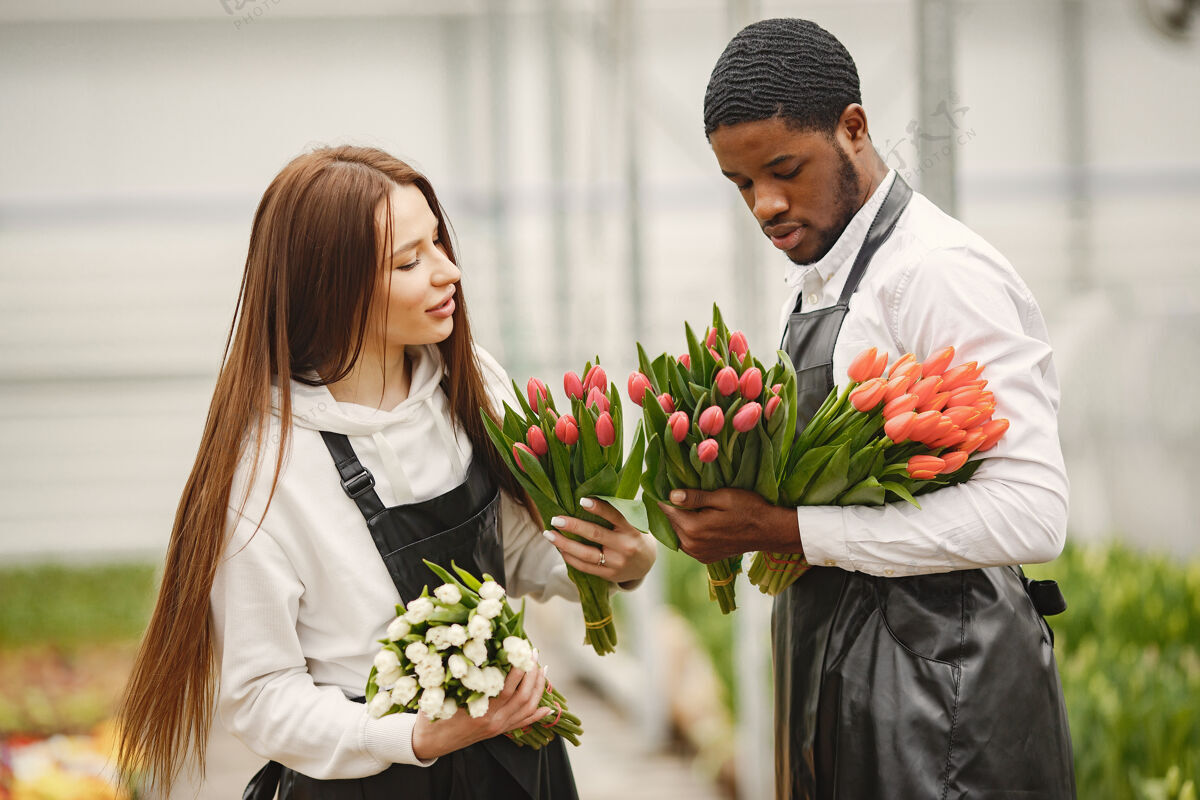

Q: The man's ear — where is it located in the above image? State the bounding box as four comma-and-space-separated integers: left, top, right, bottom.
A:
838, 104, 871, 153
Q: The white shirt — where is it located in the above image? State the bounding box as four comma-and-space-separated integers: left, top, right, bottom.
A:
780, 171, 1069, 577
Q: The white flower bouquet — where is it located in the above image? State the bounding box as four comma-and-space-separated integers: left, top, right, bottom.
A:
365, 560, 582, 750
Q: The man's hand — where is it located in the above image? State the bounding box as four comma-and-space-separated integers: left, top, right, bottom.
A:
660, 488, 803, 563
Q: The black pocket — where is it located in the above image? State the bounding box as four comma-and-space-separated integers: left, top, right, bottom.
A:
873, 572, 966, 665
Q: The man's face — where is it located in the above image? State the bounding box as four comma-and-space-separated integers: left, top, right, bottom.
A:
709, 116, 863, 265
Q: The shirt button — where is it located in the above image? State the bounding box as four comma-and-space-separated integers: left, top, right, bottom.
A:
807, 294, 819, 306
824, 559, 836, 566
884, 568, 895, 576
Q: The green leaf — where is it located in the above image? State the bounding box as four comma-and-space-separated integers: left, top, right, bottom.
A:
803, 442, 852, 505
594, 494, 650, 533
636, 342, 661, 393
838, 476, 886, 506
615, 423, 646, 498
730, 425, 761, 491
700, 459, 721, 492
513, 445, 560, 505
424, 560, 468, 593
781, 444, 836, 504
451, 560, 485, 591
575, 464, 619, 501
643, 494, 680, 550
753, 438, 779, 504
641, 382, 671, 436
579, 408, 605, 475
510, 378, 538, 419
546, 426, 576, 514
880, 480, 922, 509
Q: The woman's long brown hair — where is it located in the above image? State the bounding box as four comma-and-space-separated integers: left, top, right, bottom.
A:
115, 145, 526, 791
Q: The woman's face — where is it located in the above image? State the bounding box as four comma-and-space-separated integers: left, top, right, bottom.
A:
370, 183, 461, 353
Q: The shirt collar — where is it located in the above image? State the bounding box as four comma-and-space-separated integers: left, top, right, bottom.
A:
783, 169, 897, 289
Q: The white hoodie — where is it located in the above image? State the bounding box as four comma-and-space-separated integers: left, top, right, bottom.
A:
209, 344, 577, 779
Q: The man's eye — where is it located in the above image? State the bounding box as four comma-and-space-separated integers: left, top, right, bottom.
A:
778, 165, 801, 180
736, 181, 752, 191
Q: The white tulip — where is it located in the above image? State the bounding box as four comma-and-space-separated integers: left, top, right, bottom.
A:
481, 666, 505, 698
467, 694, 490, 719
462, 665, 486, 693
463, 638, 489, 667
418, 687, 445, 718
375, 664, 403, 689
374, 648, 401, 674
416, 658, 446, 689
367, 689, 393, 719
502, 637, 536, 672
447, 653, 470, 680
405, 642, 430, 663
467, 614, 492, 641
445, 624, 468, 647
434, 584, 462, 605
404, 596, 434, 624
440, 697, 459, 720
385, 616, 411, 641
391, 676, 418, 707
426, 626, 451, 650
479, 581, 506, 601
476, 598, 503, 620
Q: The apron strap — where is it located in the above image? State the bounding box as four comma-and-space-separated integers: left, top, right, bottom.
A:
836, 176, 913, 307
320, 431, 386, 522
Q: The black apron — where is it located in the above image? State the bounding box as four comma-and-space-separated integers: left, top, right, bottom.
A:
243, 432, 578, 800
773, 177, 1075, 799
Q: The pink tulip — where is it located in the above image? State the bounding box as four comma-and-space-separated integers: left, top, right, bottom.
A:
922, 346, 956, 377
714, 366, 738, 396
728, 331, 749, 358
732, 402, 762, 432
883, 411, 918, 443
563, 371, 584, 400
554, 414, 579, 445
668, 411, 690, 443
526, 426, 548, 457
697, 438, 719, 463
512, 442, 536, 471
738, 367, 763, 400
627, 371, 653, 406
583, 365, 608, 394
527, 378, 549, 412
849, 377, 887, 412
705, 327, 718, 348
595, 412, 616, 447
585, 386, 610, 413
771, 383, 783, 395
678, 353, 691, 369
658, 393, 675, 413
698, 406, 725, 436
709, 346, 723, 363
764, 394, 782, 420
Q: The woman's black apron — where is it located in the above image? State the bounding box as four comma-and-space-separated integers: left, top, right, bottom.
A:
243, 432, 578, 800
774, 176, 1076, 800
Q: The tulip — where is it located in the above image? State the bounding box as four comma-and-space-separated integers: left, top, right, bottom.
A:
698, 405, 725, 436
585, 386, 610, 413
512, 442, 536, 471
705, 327, 718, 348
714, 366, 739, 396
728, 331, 749, 358
847, 347, 884, 382
888, 353, 918, 379
944, 406, 982, 429
947, 386, 984, 409
526, 425, 548, 457
595, 412, 616, 447
739, 367, 763, 400
909, 410, 943, 442
668, 410, 690, 443
882, 393, 920, 419
910, 376, 943, 407
883, 374, 916, 403
922, 346, 956, 377
697, 438, 719, 463
906, 455, 945, 480
962, 379, 989, 391
930, 426, 967, 448
764, 394, 782, 421
563, 371, 584, 400
972, 402, 996, 425
527, 378, 549, 412
732, 402, 762, 432
939, 361, 982, 393
956, 429, 987, 455
939, 451, 969, 474
920, 392, 950, 413
771, 383, 783, 395
709, 346, 723, 362
850, 377, 887, 412
555, 414, 579, 445
884, 411, 918, 443
977, 390, 995, 407
978, 418, 1010, 451
584, 365, 608, 394
678, 353, 691, 369
627, 371, 653, 406
658, 393, 675, 413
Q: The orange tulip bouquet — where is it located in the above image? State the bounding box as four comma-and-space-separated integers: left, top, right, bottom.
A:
481, 361, 645, 655
630, 305, 799, 613
747, 344, 1011, 594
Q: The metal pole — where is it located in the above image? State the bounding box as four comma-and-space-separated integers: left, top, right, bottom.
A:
487, 0, 521, 370
915, 0, 958, 215
544, 0, 571, 366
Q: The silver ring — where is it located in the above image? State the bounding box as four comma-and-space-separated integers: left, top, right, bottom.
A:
598, 551, 606, 567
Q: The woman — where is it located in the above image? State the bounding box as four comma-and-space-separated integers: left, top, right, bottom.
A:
115, 145, 655, 798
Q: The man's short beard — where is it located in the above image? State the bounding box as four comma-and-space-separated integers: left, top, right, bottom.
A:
790, 145, 862, 266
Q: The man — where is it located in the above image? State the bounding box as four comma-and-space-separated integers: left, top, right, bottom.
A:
661, 18, 1075, 800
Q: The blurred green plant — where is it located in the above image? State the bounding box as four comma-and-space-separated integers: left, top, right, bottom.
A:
660, 547, 737, 711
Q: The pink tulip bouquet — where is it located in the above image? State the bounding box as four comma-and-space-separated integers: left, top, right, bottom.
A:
630, 305, 799, 613
748, 344, 1011, 594
481, 360, 645, 655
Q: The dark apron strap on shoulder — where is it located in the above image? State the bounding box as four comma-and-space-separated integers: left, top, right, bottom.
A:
837, 176, 913, 306
320, 431, 386, 522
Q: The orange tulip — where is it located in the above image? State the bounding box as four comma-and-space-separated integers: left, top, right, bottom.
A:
883, 374, 916, 403
893, 361, 922, 385
922, 346, 956, 377
939, 450, 969, 474
920, 391, 950, 413
939, 361, 983, 393
906, 455, 945, 480
909, 410, 943, 442
944, 406, 982, 429
931, 427, 967, 448
957, 430, 987, 455
847, 347, 885, 382
978, 418, 1010, 451
947, 386, 984, 408
888, 352, 918, 379
882, 393, 920, 419
850, 378, 888, 412
910, 376, 943, 407
884, 411, 918, 443
962, 379, 988, 391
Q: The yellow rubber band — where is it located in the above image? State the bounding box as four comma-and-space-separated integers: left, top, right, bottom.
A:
584, 615, 614, 629
708, 573, 737, 587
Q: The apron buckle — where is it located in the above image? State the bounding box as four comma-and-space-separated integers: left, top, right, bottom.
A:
341, 468, 376, 499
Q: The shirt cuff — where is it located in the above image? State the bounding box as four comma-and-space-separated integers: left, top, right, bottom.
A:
363, 711, 437, 768
795, 505, 855, 571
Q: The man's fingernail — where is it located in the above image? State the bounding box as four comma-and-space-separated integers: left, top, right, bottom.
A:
542, 530, 556, 543
580, 498, 595, 509
550, 516, 566, 528
670, 490, 686, 503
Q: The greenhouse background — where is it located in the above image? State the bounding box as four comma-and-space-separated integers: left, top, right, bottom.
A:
1, 0, 1197, 798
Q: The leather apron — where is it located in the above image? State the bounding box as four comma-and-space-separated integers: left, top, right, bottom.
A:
243, 432, 578, 800
773, 177, 1075, 799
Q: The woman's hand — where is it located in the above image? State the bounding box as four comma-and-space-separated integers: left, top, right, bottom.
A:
410, 659, 549, 761
542, 497, 657, 586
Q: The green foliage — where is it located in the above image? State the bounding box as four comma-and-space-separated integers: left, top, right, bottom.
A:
660, 546, 736, 710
